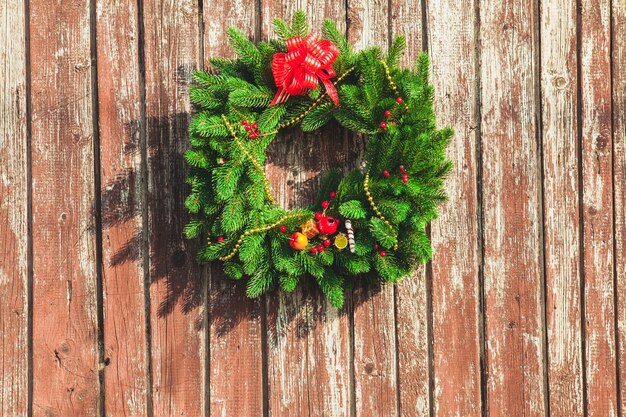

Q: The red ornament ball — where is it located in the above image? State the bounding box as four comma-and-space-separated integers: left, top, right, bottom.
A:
317, 216, 338, 235
321, 200, 329, 209
311, 247, 318, 254
314, 212, 323, 221
396, 97, 403, 103
217, 236, 224, 242
380, 121, 388, 129
317, 245, 325, 252
279, 225, 287, 233
384, 110, 392, 117
379, 251, 387, 257
323, 239, 331, 247
330, 191, 336, 198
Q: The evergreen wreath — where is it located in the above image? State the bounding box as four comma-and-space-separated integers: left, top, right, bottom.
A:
184, 11, 452, 308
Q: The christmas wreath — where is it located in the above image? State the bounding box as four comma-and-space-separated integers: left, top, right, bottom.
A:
184, 11, 452, 308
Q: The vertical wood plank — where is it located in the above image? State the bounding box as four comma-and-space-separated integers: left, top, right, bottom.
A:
95, 0, 148, 415
347, 1, 399, 415
539, 0, 584, 414
0, 0, 29, 415
142, 0, 205, 415
479, 0, 546, 415
427, 0, 483, 415
203, 3, 265, 416
261, 4, 353, 416
613, 0, 626, 413
29, 0, 101, 415
388, 3, 431, 416
579, 0, 618, 415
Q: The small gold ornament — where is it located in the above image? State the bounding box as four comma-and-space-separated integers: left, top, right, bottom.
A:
299, 219, 320, 238
334, 233, 348, 250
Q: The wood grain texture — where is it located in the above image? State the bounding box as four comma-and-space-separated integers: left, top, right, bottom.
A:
613, 0, 626, 413
262, 3, 353, 416
203, 3, 264, 415
539, 0, 584, 414
29, 0, 101, 415
143, 1, 206, 415
479, 0, 546, 415
95, 0, 148, 415
0, 0, 29, 415
427, 0, 483, 415
388, 2, 431, 416
347, 2, 399, 415
579, 0, 618, 415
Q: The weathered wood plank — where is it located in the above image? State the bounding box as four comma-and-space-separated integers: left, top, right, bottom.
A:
142, 1, 206, 415
539, 0, 584, 414
479, 0, 546, 415
95, 0, 148, 415
347, 1, 398, 415
388, 3, 430, 416
613, 1, 626, 413
579, 0, 618, 415
203, 3, 264, 416
614, 5, 626, 417
0, 0, 29, 415
261, 4, 353, 416
29, 0, 101, 415
426, 0, 482, 415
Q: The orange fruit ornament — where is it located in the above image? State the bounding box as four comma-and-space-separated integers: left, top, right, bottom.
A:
289, 232, 308, 250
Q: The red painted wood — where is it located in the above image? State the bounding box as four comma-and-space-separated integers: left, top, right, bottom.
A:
480, 0, 546, 415
540, 0, 584, 414
613, 1, 626, 414
261, 3, 353, 416
580, 0, 618, 415
95, 0, 148, 415
0, 1, 29, 415
142, 1, 206, 415
427, 0, 483, 415
203, 3, 264, 415
29, 0, 101, 415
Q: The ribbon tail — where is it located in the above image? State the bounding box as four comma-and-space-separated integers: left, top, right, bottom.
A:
270, 87, 290, 106
321, 78, 339, 106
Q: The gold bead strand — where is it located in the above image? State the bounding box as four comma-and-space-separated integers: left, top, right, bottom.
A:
380, 60, 410, 112
218, 212, 311, 261
364, 171, 399, 250
221, 115, 276, 205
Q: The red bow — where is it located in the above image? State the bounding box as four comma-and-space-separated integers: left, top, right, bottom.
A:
269, 33, 340, 106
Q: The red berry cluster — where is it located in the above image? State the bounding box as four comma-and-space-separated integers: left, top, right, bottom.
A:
311, 191, 338, 254
379, 99, 402, 129
382, 165, 409, 183
241, 120, 260, 139
373, 243, 386, 257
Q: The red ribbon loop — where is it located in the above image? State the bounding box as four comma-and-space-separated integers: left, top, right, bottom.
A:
269, 32, 340, 106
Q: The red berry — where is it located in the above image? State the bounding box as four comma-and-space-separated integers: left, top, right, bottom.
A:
396, 97, 403, 103
324, 239, 331, 247
379, 251, 387, 257
380, 121, 388, 129
279, 225, 287, 233
241, 120, 248, 125
402, 177, 409, 183
330, 191, 336, 198
317, 245, 325, 252
384, 110, 392, 117
315, 212, 323, 221
245, 124, 252, 131
383, 170, 390, 177
251, 123, 258, 130
321, 200, 329, 209
400, 165, 406, 172
217, 236, 224, 242
311, 247, 318, 254
374, 244, 379, 250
